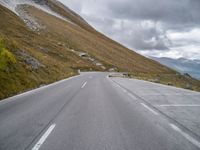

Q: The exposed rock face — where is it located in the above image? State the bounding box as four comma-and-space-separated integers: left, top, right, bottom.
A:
31, 0, 48, 5
17, 50, 45, 70
0, 0, 72, 31
70, 49, 107, 70
16, 5, 46, 31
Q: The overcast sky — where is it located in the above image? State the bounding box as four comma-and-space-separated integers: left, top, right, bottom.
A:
59, 0, 200, 60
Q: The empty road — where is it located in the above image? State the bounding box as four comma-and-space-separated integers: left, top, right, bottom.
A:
0, 72, 200, 150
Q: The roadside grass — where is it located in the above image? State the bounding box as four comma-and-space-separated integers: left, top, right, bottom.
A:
132, 73, 200, 91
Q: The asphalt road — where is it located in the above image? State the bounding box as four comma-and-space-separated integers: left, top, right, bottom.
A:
0, 72, 200, 150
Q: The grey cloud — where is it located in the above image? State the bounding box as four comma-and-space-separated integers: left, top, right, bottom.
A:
115, 21, 170, 50
59, 0, 200, 58
84, 16, 171, 50
108, 0, 200, 25
98, 0, 200, 50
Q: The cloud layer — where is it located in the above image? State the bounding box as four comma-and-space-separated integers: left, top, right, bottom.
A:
59, 0, 200, 59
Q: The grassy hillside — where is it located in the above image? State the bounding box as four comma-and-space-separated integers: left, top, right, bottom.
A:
0, 3, 200, 99
0, 5, 100, 99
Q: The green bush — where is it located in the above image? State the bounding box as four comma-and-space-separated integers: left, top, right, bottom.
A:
0, 39, 16, 70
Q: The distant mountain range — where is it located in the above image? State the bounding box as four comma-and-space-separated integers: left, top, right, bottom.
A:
152, 57, 200, 80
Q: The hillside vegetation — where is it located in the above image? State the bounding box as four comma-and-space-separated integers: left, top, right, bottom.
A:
0, 1, 200, 99
0, 39, 16, 70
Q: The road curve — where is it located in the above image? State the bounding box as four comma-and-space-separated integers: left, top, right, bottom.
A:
0, 72, 200, 150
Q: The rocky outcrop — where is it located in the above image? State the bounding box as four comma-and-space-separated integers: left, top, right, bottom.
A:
17, 50, 45, 70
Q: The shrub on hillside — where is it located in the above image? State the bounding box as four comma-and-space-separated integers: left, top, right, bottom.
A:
0, 39, 16, 70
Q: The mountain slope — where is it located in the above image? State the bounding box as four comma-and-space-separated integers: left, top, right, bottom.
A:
0, 0, 200, 99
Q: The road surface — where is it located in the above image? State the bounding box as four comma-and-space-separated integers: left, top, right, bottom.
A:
0, 72, 200, 150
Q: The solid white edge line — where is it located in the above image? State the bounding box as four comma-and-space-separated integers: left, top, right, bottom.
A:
141, 103, 158, 115
32, 124, 56, 150
81, 82, 87, 88
170, 124, 200, 148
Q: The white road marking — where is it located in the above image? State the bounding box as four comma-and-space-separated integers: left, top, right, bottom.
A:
141, 103, 158, 115
81, 82, 87, 88
128, 93, 136, 99
170, 124, 200, 148
115, 84, 120, 88
32, 124, 56, 150
158, 104, 200, 107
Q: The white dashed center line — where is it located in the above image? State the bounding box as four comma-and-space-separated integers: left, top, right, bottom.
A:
170, 124, 200, 148
81, 82, 87, 88
32, 124, 56, 150
141, 103, 158, 115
